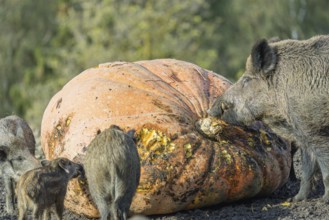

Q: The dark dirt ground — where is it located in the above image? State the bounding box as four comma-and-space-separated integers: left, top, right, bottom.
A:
1, 149, 329, 220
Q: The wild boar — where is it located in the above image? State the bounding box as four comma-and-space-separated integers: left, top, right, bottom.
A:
16, 157, 83, 220
84, 125, 141, 220
0, 115, 40, 214
208, 35, 329, 203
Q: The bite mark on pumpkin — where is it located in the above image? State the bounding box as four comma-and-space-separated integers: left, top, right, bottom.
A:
46, 114, 74, 159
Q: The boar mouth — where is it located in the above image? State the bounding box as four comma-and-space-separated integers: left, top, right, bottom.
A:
72, 173, 80, 178
220, 102, 231, 112
221, 104, 257, 127
207, 99, 232, 118
221, 111, 242, 126
73, 165, 84, 178
208, 98, 257, 127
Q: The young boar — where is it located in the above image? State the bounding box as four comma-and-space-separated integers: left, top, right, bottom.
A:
84, 125, 141, 220
208, 35, 329, 203
0, 115, 40, 214
16, 157, 83, 220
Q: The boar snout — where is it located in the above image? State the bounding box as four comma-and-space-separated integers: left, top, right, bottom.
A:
208, 96, 232, 117
75, 164, 84, 178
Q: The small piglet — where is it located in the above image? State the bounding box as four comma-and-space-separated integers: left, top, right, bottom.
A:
84, 125, 141, 220
16, 157, 83, 220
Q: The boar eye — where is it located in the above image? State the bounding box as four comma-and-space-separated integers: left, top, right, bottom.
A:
15, 156, 24, 161
242, 76, 252, 87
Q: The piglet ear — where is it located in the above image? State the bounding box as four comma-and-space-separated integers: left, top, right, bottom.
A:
127, 129, 137, 143
127, 129, 136, 138
58, 159, 70, 174
251, 39, 277, 76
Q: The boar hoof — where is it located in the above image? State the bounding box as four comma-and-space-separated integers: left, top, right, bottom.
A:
320, 194, 329, 204
292, 194, 307, 202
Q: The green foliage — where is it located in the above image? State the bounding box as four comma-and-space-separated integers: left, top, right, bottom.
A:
52, 0, 220, 74
0, 0, 60, 124
1, 0, 329, 129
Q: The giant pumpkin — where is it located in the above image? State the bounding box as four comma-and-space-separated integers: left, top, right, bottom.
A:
41, 59, 291, 217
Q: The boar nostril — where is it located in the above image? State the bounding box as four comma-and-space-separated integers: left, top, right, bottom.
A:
221, 102, 230, 111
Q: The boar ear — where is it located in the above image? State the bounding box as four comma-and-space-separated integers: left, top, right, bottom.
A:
41, 160, 50, 166
251, 39, 277, 76
110, 124, 122, 131
6, 119, 18, 136
15, 126, 25, 138
127, 129, 137, 143
0, 146, 8, 161
127, 129, 136, 138
58, 159, 70, 174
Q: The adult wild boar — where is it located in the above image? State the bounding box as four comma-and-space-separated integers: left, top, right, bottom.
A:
0, 115, 40, 214
208, 35, 329, 203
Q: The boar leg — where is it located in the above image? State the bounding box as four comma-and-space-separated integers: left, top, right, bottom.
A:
42, 209, 51, 220
96, 199, 110, 220
112, 196, 128, 220
4, 177, 14, 214
17, 211, 27, 220
316, 150, 329, 203
289, 142, 298, 181
17, 203, 27, 220
54, 196, 65, 220
91, 191, 110, 220
32, 205, 44, 220
17, 191, 27, 220
293, 147, 317, 201
88, 183, 111, 220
